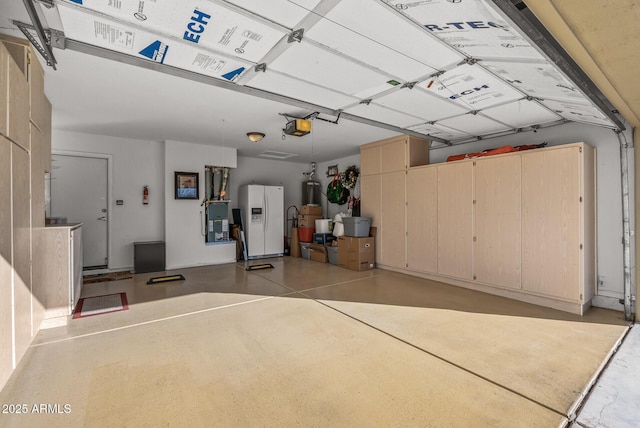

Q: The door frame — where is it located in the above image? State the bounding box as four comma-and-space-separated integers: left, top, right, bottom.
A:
51, 149, 113, 274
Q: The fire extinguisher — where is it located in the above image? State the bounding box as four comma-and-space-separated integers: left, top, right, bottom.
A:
143, 186, 149, 205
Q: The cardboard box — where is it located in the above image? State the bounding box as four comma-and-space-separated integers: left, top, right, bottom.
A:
337, 236, 375, 271
298, 214, 322, 227
309, 243, 328, 263
313, 233, 335, 245
301, 205, 322, 216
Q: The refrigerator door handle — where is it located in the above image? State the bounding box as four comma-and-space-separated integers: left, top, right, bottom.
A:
264, 192, 268, 231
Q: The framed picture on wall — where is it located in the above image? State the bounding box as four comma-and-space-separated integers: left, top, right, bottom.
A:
174, 172, 199, 200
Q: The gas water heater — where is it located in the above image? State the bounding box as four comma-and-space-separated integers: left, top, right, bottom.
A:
302, 162, 321, 206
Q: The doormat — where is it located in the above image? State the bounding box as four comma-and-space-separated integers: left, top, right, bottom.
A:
147, 274, 186, 285
246, 263, 274, 271
72, 293, 129, 319
83, 271, 132, 284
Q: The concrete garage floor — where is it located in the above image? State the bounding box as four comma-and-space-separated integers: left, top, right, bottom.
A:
0, 258, 631, 427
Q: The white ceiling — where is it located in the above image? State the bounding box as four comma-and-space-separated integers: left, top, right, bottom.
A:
0, 0, 624, 163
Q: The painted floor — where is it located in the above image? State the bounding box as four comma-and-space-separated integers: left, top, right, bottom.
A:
0, 257, 631, 427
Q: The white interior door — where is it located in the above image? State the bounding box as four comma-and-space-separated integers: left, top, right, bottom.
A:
50, 154, 108, 269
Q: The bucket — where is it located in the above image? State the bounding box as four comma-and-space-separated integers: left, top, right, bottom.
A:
332, 222, 344, 237
315, 219, 332, 234
327, 246, 338, 265
300, 243, 311, 259
298, 227, 314, 243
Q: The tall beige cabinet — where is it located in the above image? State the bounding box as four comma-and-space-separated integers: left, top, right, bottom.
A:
436, 161, 473, 280
474, 155, 522, 289
406, 166, 438, 273
0, 35, 52, 390
361, 139, 596, 315
0, 135, 13, 390
521, 145, 596, 303
360, 135, 430, 268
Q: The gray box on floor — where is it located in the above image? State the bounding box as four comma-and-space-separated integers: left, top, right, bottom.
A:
342, 217, 371, 237
134, 241, 166, 273
327, 246, 338, 265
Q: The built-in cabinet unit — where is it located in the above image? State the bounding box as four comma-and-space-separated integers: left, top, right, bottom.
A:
0, 35, 52, 390
41, 225, 83, 324
360, 135, 430, 268
361, 139, 595, 314
360, 134, 430, 175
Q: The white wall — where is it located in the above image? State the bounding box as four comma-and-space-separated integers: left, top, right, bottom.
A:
230, 156, 310, 248
429, 122, 634, 309
52, 132, 314, 269
314, 154, 362, 221
164, 140, 237, 269
52, 130, 165, 270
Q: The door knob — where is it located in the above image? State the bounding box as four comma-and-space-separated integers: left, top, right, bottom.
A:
98, 216, 108, 221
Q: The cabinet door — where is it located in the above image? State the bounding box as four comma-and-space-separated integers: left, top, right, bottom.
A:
360, 145, 380, 176
474, 155, 521, 289
8, 56, 29, 149
380, 138, 407, 173
360, 174, 381, 263
522, 147, 580, 300
12, 144, 31, 363
0, 44, 8, 137
407, 167, 437, 273
30, 124, 44, 228
43, 97, 51, 173
71, 227, 83, 310
380, 171, 406, 268
30, 125, 46, 331
407, 136, 430, 167
42, 228, 71, 318
437, 161, 473, 279
0, 136, 12, 387
28, 49, 45, 130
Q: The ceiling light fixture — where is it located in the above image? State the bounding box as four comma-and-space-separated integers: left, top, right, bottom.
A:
247, 132, 265, 142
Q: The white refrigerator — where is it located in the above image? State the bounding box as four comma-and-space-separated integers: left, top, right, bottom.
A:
238, 185, 284, 259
